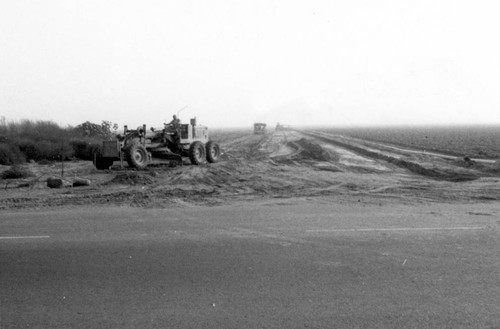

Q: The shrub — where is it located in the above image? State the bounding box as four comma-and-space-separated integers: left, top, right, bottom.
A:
0, 143, 25, 165
73, 121, 117, 140
37, 159, 54, 165
36, 140, 74, 161
12, 120, 68, 142
18, 139, 39, 161
70, 139, 101, 160
0, 119, 74, 162
1, 165, 34, 179
1, 119, 114, 163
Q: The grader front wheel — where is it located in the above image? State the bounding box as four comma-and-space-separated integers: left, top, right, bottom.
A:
189, 141, 206, 165
206, 141, 221, 163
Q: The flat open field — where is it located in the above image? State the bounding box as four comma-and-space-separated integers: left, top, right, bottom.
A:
321, 125, 500, 159
1, 128, 499, 328
1, 127, 500, 208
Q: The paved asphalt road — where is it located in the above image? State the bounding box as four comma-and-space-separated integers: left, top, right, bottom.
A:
1, 199, 499, 328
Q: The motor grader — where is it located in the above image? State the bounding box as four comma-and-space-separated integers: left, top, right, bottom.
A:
93, 117, 221, 170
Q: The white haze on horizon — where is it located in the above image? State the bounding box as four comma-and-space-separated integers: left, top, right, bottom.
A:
1, 0, 499, 129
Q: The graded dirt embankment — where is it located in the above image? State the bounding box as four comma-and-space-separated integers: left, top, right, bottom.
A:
1, 129, 499, 209
302, 131, 486, 182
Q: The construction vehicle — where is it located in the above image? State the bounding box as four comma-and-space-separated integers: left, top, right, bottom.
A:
275, 123, 291, 131
253, 122, 267, 135
93, 117, 221, 170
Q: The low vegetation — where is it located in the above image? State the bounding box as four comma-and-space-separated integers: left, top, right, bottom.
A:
1, 165, 35, 179
0, 118, 117, 165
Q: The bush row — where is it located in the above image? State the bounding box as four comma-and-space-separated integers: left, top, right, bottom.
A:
0, 143, 25, 165
0, 139, 102, 165
0, 119, 115, 165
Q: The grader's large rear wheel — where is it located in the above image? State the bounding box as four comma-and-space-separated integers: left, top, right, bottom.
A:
206, 141, 221, 163
189, 141, 206, 165
125, 143, 149, 169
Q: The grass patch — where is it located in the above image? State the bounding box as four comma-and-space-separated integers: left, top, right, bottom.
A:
1, 165, 35, 179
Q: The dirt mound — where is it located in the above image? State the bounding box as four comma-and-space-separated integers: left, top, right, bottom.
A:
168, 165, 240, 186
287, 138, 332, 162
108, 172, 156, 185
387, 158, 479, 182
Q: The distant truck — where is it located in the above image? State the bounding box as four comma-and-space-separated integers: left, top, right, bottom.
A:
254, 123, 267, 135
275, 123, 291, 131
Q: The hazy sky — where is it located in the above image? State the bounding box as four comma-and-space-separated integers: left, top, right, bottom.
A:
1, 0, 499, 128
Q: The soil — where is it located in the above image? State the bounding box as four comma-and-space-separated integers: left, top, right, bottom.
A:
1, 129, 500, 210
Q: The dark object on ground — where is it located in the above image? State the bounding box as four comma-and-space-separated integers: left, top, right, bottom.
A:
108, 172, 155, 185
72, 178, 91, 187
463, 156, 476, 167
46, 177, 64, 188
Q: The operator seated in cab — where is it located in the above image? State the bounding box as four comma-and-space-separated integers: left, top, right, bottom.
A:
166, 115, 180, 130
151, 115, 179, 133
163, 114, 182, 146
